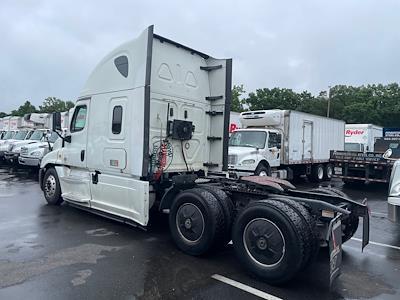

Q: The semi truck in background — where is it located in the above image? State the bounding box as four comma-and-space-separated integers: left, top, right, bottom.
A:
345, 124, 383, 152
228, 110, 345, 182
331, 128, 400, 184
38, 26, 369, 285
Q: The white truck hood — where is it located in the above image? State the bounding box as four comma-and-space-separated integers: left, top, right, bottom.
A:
10, 140, 41, 152
229, 146, 257, 156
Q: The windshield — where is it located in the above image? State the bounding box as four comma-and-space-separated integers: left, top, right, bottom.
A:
48, 132, 59, 143
345, 143, 363, 152
14, 130, 28, 140
229, 131, 267, 149
29, 130, 44, 141
4, 131, 15, 140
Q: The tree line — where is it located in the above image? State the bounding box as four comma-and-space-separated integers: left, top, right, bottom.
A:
3, 83, 400, 128
0, 97, 74, 118
231, 83, 400, 127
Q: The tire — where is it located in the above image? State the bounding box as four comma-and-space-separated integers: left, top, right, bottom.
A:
323, 164, 333, 181
255, 163, 271, 177
43, 167, 63, 205
273, 197, 320, 269
199, 186, 234, 247
169, 188, 225, 256
232, 199, 306, 284
309, 187, 359, 243
309, 164, 324, 182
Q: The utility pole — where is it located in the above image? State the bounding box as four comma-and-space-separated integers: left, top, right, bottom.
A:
326, 86, 331, 118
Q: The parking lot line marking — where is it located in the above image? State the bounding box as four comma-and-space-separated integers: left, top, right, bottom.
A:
211, 274, 283, 300
351, 238, 400, 251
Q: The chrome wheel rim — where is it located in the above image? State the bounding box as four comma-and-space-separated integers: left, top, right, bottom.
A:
258, 170, 268, 177
176, 203, 205, 244
45, 175, 56, 198
327, 166, 333, 178
243, 218, 285, 267
318, 166, 324, 180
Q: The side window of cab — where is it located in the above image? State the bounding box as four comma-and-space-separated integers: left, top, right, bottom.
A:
71, 105, 87, 132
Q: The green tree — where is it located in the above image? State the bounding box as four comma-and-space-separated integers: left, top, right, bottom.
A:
0, 112, 7, 118
39, 97, 73, 113
245, 87, 302, 111
231, 84, 245, 112
10, 101, 37, 116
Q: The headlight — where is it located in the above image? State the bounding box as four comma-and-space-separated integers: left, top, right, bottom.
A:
241, 159, 256, 165
31, 151, 42, 157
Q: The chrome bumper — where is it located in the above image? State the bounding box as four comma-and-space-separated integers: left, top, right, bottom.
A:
18, 156, 40, 166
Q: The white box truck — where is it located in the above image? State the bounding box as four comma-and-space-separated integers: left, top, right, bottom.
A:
38, 26, 369, 285
344, 124, 383, 152
228, 110, 345, 182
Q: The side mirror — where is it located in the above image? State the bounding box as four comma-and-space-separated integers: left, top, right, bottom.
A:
52, 112, 62, 131
383, 149, 393, 160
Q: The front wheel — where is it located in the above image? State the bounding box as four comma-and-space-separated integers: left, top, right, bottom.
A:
43, 167, 63, 205
255, 164, 271, 176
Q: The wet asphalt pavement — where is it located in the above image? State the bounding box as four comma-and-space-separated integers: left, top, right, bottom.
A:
0, 165, 399, 300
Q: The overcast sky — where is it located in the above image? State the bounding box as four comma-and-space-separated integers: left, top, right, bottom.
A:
1, 0, 399, 113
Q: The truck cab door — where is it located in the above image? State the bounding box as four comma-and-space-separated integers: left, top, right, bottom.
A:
263, 131, 281, 167
57, 99, 91, 204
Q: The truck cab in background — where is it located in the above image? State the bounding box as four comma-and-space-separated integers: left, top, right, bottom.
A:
229, 128, 281, 176
344, 124, 383, 152
228, 110, 345, 182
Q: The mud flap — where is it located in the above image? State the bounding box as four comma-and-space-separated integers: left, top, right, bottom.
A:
328, 214, 343, 288
361, 199, 370, 251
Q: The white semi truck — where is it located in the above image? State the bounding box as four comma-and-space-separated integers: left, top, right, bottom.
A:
228, 110, 345, 182
344, 124, 383, 152
39, 26, 369, 285
19, 112, 68, 167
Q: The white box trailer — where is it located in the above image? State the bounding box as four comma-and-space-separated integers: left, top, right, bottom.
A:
229, 110, 345, 181
38, 26, 369, 285
9, 116, 22, 130
3, 116, 11, 131
344, 124, 383, 152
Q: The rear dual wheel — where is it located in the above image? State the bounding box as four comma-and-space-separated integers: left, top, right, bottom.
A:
232, 199, 318, 284
308, 164, 333, 182
310, 187, 359, 243
169, 187, 233, 256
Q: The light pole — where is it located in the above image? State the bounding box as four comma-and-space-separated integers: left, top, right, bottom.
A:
326, 86, 331, 118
